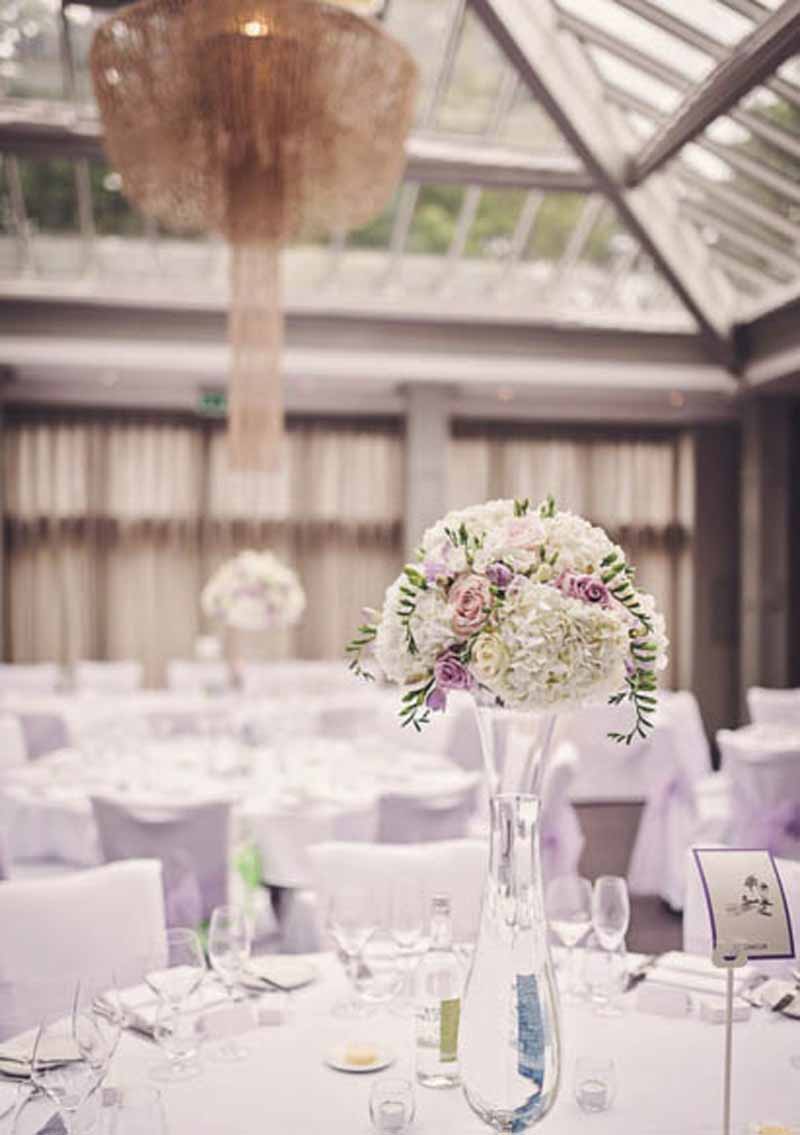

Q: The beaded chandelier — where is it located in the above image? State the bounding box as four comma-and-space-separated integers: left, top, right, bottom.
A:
91, 0, 417, 468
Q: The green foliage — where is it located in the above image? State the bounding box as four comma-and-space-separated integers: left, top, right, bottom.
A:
345, 622, 378, 679
399, 675, 435, 731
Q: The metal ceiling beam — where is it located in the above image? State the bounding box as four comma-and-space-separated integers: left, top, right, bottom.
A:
629, 0, 800, 184
549, 194, 604, 291
420, 0, 466, 127
468, 0, 737, 366
0, 105, 593, 192
437, 184, 482, 289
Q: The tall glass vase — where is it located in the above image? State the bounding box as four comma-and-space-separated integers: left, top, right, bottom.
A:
459, 791, 562, 1132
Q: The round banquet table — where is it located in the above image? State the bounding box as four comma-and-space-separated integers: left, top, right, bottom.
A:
6, 953, 800, 1135
0, 742, 480, 888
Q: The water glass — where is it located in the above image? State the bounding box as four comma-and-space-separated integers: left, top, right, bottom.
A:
326, 890, 377, 1018
574, 1056, 616, 1113
591, 876, 630, 951
151, 997, 206, 1082
207, 905, 252, 1062
545, 875, 593, 1001
389, 887, 427, 1015
112, 1086, 167, 1135
144, 928, 206, 1007
31, 1015, 101, 1135
369, 1078, 416, 1134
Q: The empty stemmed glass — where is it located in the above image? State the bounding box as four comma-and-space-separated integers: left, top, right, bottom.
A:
207, 905, 252, 1061
326, 890, 377, 1018
546, 875, 593, 1002
389, 886, 427, 1017
31, 1011, 108, 1135
145, 928, 207, 1008
591, 875, 631, 1017
144, 928, 207, 1081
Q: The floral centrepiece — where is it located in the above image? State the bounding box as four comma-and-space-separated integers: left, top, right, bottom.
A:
202, 549, 306, 632
347, 497, 668, 743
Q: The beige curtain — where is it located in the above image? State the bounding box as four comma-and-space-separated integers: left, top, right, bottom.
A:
4, 411, 404, 685
448, 422, 694, 688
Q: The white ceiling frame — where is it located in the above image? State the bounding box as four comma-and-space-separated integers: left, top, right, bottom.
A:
468, 0, 737, 368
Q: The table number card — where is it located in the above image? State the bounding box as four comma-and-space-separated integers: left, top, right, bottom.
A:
693, 848, 795, 961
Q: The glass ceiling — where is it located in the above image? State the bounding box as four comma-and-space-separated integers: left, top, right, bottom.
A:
0, 0, 798, 334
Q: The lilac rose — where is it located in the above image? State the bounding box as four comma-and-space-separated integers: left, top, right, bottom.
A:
433, 650, 474, 692
449, 573, 492, 638
556, 570, 611, 608
426, 686, 448, 713
486, 562, 513, 589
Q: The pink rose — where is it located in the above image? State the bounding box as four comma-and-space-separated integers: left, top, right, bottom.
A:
449, 573, 492, 638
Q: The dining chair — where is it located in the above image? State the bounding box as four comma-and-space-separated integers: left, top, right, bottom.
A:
74, 660, 144, 695
0, 859, 167, 1040
282, 838, 488, 952
377, 778, 480, 844
0, 714, 27, 773
0, 663, 63, 695
747, 687, 800, 729
90, 796, 233, 928
717, 729, 800, 859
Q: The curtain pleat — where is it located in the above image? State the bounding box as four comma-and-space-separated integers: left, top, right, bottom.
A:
4, 413, 404, 685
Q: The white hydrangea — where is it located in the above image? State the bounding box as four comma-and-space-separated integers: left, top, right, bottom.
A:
202, 549, 306, 631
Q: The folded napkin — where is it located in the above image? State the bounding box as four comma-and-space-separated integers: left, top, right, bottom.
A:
644, 967, 755, 998
0, 1036, 81, 1068
656, 951, 759, 984
242, 957, 317, 992
99, 981, 228, 1034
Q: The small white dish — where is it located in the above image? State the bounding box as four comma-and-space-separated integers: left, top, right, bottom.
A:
325, 1044, 395, 1074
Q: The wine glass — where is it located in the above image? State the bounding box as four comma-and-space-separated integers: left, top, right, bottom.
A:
545, 875, 593, 1002
144, 928, 206, 1008
326, 890, 377, 1018
591, 876, 630, 1017
207, 905, 252, 1061
389, 886, 427, 1017
30, 1014, 102, 1135
151, 994, 207, 1082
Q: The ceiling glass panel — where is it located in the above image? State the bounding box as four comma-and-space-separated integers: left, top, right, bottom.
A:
406, 184, 465, 255
555, 0, 716, 82
641, 0, 754, 47
522, 192, 587, 264
462, 188, 526, 259
435, 8, 507, 136
586, 46, 682, 113
495, 88, 574, 155
0, 0, 62, 100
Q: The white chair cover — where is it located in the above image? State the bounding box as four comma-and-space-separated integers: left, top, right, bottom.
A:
166, 659, 229, 694
0, 714, 27, 773
288, 838, 489, 951
683, 849, 800, 978
0, 860, 166, 1040
747, 687, 800, 728
91, 796, 233, 925
146, 707, 231, 739
16, 711, 71, 760
377, 779, 479, 844
0, 664, 62, 695
717, 729, 800, 858
74, 660, 143, 695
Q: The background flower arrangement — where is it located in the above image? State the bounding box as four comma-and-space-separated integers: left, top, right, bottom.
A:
202, 549, 306, 632
348, 496, 668, 743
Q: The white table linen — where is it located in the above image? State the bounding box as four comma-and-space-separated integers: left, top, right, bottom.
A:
0, 739, 480, 888
12, 952, 798, 1134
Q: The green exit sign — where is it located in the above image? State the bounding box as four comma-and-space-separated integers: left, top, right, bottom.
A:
198, 391, 227, 417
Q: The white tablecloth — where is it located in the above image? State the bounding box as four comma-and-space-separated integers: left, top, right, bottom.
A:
0, 741, 480, 888
8, 953, 799, 1135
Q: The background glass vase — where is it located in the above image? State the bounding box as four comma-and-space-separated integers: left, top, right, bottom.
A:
459, 794, 562, 1131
